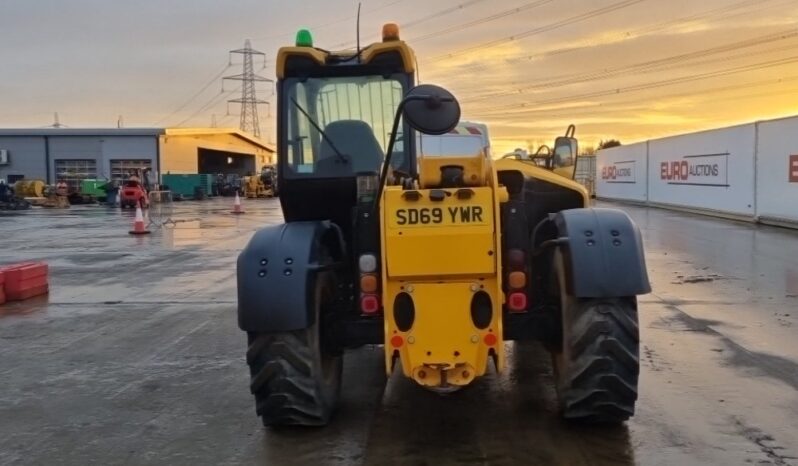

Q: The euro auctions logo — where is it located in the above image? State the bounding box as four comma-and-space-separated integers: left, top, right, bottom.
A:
660, 152, 729, 187
601, 160, 635, 183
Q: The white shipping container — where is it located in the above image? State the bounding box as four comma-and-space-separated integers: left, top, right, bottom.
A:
596, 142, 648, 202
755, 116, 798, 224
647, 124, 756, 217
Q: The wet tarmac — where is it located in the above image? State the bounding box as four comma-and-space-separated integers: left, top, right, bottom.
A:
1, 199, 797, 465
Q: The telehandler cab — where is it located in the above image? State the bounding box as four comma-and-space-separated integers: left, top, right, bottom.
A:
237, 24, 650, 427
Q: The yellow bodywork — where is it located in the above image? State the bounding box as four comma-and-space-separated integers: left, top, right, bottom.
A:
242, 175, 272, 199
381, 155, 508, 388
14, 180, 46, 198
495, 158, 590, 206
276, 41, 416, 79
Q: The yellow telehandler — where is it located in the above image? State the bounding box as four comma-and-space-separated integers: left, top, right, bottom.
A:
237, 24, 650, 426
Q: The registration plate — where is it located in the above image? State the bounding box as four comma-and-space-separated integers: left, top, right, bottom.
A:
394, 206, 486, 226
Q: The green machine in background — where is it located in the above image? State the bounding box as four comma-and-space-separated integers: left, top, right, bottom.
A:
161, 174, 213, 200
80, 179, 106, 199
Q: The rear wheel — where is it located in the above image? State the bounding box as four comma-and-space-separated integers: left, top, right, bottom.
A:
246, 273, 342, 426
550, 251, 639, 423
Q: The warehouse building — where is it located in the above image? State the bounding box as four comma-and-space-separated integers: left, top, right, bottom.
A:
0, 127, 274, 188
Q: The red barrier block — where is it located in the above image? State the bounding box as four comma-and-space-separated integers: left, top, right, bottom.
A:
2, 262, 49, 301
4, 263, 48, 281
0, 262, 37, 274
7, 283, 49, 301
0, 271, 6, 305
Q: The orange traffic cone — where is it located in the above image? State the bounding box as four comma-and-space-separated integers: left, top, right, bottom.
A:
232, 192, 245, 214
129, 206, 151, 235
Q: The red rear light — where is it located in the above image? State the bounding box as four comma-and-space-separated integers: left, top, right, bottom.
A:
508, 292, 527, 312
390, 335, 404, 347
483, 333, 497, 346
360, 294, 380, 314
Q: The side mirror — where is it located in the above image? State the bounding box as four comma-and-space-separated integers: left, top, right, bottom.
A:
401, 84, 461, 135
552, 124, 578, 179
374, 84, 460, 212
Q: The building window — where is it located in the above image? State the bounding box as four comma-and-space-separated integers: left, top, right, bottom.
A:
54, 159, 97, 190
110, 159, 152, 180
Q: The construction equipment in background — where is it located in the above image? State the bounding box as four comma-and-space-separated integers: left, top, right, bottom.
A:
242, 173, 272, 198
237, 25, 650, 427
13, 180, 46, 198
260, 164, 277, 197
501, 127, 595, 196
502, 125, 579, 178
6, 179, 67, 209
0, 180, 31, 210
119, 179, 149, 209
67, 179, 102, 205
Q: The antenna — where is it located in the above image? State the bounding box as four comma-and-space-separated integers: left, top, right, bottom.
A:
49, 112, 66, 128
356, 2, 362, 60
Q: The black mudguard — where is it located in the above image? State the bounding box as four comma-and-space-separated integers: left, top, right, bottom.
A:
552, 208, 651, 298
237, 221, 345, 332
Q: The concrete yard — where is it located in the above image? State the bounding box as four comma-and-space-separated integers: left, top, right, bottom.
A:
1, 198, 797, 465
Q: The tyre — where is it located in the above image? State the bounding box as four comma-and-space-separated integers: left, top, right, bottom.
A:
550, 250, 639, 423
246, 272, 342, 426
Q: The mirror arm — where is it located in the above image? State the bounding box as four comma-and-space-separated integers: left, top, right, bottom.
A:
373, 99, 409, 215
372, 94, 446, 215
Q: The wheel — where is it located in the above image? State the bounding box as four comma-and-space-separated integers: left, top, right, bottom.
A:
246, 272, 342, 426
550, 250, 639, 423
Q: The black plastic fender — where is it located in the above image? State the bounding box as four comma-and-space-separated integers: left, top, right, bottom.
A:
551, 208, 651, 298
237, 221, 345, 332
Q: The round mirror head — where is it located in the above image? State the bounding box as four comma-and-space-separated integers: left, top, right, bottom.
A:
402, 84, 461, 135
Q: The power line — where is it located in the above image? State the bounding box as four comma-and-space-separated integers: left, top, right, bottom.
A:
330, 0, 490, 49
426, 0, 646, 62
467, 76, 798, 119
410, 0, 555, 44
252, 0, 406, 42
464, 28, 798, 102
152, 62, 231, 126
174, 86, 240, 127
469, 54, 798, 114
429, 0, 784, 76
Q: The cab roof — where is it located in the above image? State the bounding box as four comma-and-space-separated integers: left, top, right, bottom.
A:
276, 40, 416, 79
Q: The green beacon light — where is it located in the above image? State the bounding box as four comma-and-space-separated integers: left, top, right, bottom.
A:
296, 29, 313, 47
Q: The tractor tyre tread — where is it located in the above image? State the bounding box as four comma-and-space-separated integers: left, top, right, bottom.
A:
559, 298, 639, 424
247, 323, 340, 427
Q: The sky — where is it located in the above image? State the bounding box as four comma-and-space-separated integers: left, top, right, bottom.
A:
1, 0, 798, 155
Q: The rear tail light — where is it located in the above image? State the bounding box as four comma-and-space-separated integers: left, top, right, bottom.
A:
506, 248, 528, 311
360, 274, 378, 293
359, 253, 381, 315
360, 294, 380, 314
508, 292, 527, 312
359, 254, 377, 273
508, 271, 526, 289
